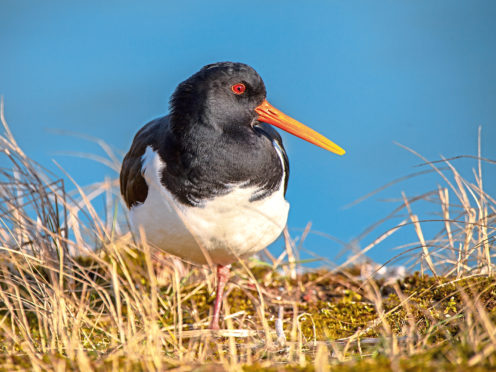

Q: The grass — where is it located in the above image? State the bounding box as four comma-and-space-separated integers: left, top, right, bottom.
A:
0, 103, 495, 371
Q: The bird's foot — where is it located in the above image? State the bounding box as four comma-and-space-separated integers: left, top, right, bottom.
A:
208, 264, 231, 330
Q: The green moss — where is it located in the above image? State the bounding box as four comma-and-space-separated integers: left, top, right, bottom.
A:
300, 297, 377, 340
382, 273, 496, 338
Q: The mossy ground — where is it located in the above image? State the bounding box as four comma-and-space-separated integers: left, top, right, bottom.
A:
1, 247, 495, 371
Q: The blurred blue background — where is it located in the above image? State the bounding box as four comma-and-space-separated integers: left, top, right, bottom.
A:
1, 1, 495, 267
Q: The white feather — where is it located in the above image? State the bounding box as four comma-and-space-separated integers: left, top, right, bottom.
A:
129, 146, 290, 265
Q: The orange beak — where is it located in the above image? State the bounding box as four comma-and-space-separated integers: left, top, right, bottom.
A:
255, 99, 345, 155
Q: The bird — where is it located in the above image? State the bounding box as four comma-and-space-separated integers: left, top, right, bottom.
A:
120, 62, 345, 330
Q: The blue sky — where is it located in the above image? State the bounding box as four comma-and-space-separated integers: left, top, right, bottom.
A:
1, 1, 495, 267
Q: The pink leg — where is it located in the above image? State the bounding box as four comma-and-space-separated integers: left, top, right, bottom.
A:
209, 264, 231, 330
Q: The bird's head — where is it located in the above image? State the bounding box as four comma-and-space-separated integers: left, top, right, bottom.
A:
170, 62, 345, 155
170, 62, 266, 131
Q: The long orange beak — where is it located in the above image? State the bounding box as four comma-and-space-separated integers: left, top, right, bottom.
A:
255, 100, 345, 155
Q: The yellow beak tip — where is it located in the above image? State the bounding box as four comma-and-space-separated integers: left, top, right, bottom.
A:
329, 147, 345, 156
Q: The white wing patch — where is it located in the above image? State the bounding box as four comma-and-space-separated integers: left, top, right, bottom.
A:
272, 139, 286, 180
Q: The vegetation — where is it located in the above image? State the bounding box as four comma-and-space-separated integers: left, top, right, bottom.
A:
0, 105, 495, 371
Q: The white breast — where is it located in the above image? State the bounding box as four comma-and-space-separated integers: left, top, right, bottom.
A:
129, 146, 290, 265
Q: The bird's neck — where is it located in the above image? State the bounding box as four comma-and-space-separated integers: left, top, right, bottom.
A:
171, 113, 255, 151
157, 115, 283, 207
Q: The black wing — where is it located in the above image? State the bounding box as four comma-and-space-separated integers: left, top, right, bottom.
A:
254, 122, 289, 195
120, 116, 170, 208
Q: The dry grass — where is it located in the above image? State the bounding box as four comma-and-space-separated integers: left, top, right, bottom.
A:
0, 102, 495, 371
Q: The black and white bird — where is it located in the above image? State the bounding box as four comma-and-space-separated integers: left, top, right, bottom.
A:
120, 62, 345, 329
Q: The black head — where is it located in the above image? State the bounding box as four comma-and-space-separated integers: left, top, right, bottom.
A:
169, 61, 346, 155
170, 62, 267, 132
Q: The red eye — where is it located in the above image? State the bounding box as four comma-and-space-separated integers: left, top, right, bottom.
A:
231, 83, 246, 95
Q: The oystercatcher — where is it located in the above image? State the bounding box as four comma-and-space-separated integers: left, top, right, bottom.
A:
120, 62, 345, 329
